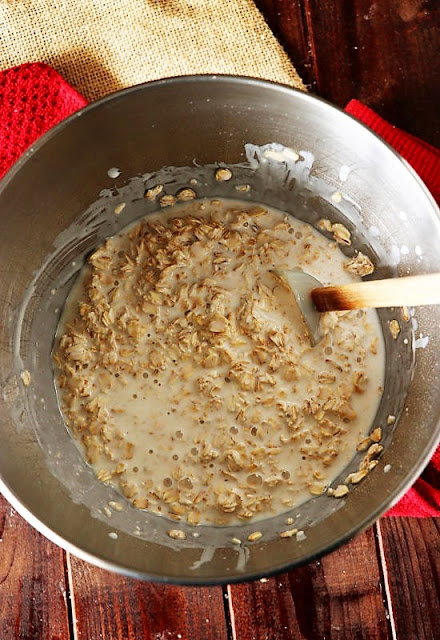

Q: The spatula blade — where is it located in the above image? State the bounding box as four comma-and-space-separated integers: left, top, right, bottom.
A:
271, 268, 323, 346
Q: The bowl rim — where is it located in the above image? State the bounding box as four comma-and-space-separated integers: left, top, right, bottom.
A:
2, 73, 439, 215
0, 74, 439, 585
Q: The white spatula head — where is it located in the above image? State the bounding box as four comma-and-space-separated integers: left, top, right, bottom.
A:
270, 268, 323, 346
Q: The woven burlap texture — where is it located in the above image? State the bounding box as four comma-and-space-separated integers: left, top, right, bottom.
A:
0, 0, 304, 101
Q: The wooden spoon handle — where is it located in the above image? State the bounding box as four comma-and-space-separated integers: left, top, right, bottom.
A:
312, 273, 440, 311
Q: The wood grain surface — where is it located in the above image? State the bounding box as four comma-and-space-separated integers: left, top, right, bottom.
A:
68, 554, 229, 640
377, 518, 440, 640
1, 1, 439, 638
0, 497, 70, 640
256, 0, 440, 146
228, 527, 390, 640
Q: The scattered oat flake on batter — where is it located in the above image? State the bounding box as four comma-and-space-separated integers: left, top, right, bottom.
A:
332, 223, 351, 245
318, 219, 351, 245
332, 484, 349, 498
247, 531, 263, 542
344, 252, 374, 276
159, 194, 177, 207
356, 437, 371, 452
279, 528, 298, 538
114, 203, 126, 215
20, 370, 31, 386
168, 529, 186, 540
177, 188, 196, 201
109, 501, 124, 511
370, 427, 382, 442
215, 168, 232, 181
346, 469, 368, 484
144, 184, 163, 200
401, 306, 410, 322
389, 319, 401, 339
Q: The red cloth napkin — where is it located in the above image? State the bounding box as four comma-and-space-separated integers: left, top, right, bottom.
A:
0, 64, 438, 516
346, 100, 440, 517
0, 63, 86, 179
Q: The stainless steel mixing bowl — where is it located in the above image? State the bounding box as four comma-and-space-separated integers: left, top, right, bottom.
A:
0, 76, 439, 584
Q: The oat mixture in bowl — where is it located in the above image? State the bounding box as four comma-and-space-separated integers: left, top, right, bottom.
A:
54, 198, 385, 527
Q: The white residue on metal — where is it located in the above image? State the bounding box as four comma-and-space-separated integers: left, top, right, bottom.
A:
368, 225, 381, 237
298, 150, 315, 171
384, 464, 392, 473
236, 544, 250, 572
99, 188, 115, 197
388, 245, 401, 266
339, 165, 352, 182
414, 335, 429, 349
245, 142, 311, 174
107, 167, 121, 179
108, 531, 118, 540
282, 147, 300, 162
263, 148, 299, 163
296, 530, 306, 541
189, 545, 215, 570
244, 143, 390, 269
340, 193, 362, 212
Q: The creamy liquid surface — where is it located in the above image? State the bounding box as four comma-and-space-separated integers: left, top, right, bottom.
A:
54, 199, 385, 526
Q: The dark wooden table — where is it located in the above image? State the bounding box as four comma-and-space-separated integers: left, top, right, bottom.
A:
1, 2, 439, 638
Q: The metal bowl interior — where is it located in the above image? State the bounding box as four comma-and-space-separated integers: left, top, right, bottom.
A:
0, 76, 439, 584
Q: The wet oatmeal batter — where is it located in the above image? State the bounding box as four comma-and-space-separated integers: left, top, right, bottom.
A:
54, 199, 385, 525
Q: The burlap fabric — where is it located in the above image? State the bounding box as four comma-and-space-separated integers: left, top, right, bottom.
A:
0, 0, 304, 101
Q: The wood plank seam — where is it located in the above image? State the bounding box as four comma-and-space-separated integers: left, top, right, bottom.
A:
375, 521, 398, 640
376, 518, 440, 640
66, 552, 79, 640
297, 0, 319, 91
254, 0, 315, 90
226, 584, 238, 640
